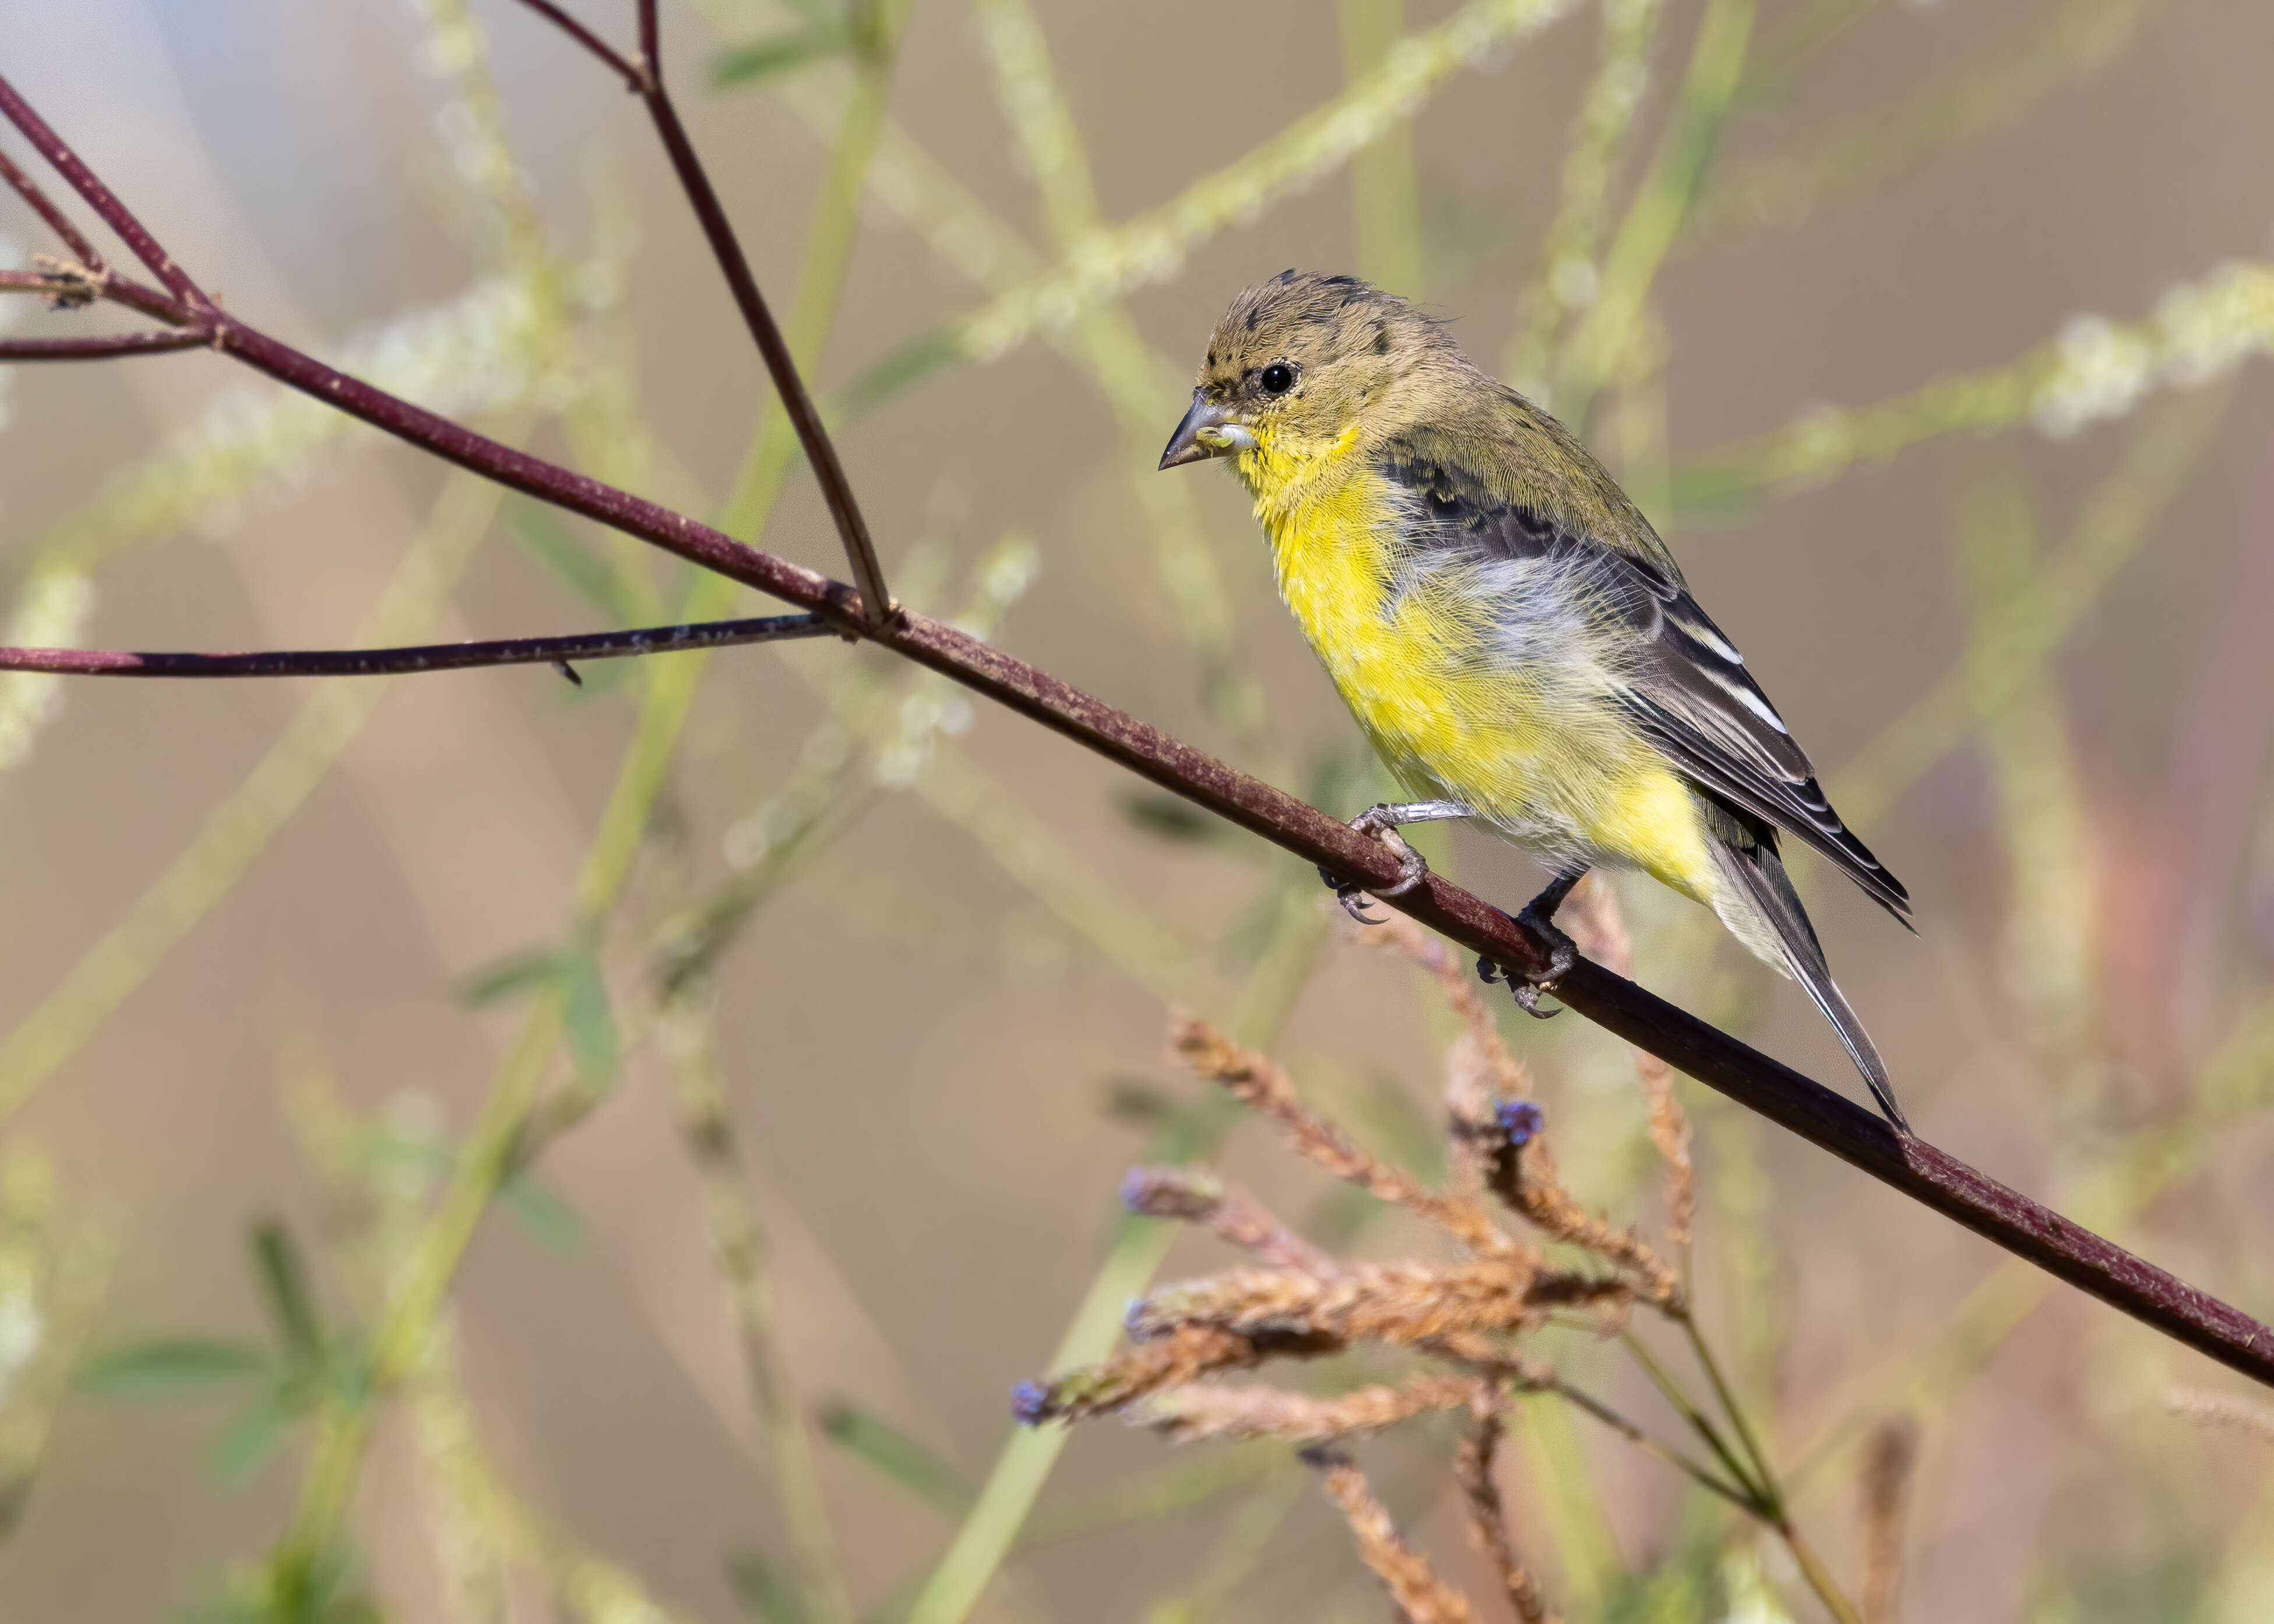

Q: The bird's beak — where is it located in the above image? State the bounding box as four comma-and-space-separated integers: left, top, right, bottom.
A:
1158, 392, 1255, 470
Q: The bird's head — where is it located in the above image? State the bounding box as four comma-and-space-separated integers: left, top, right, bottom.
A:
1158, 269, 1456, 474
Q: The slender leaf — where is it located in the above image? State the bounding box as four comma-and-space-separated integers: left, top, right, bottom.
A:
208, 1388, 297, 1485
456, 945, 562, 1009
841, 327, 963, 419
711, 24, 851, 87
818, 1402, 974, 1514
1664, 464, 1762, 522
557, 945, 620, 1091
79, 1338, 270, 1398
249, 1217, 323, 1361
1101, 1076, 1178, 1126
727, 1549, 809, 1624
505, 498, 635, 621
499, 1175, 587, 1256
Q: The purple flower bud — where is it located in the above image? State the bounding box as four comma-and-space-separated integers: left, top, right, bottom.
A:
1120, 1168, 1152, 1213
1496, 1100, 1545, 1147
1011, 1380, 1051, 1425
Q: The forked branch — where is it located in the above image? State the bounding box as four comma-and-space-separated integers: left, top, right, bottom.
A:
501, 0, 897, 629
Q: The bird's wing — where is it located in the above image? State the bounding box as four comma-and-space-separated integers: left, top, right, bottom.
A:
1377, 440, 1912, 924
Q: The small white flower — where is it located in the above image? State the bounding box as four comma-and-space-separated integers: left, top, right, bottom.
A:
2032, 315, 2153, 437
0, 1290, 44, 1406
1550, 257, 1601, 311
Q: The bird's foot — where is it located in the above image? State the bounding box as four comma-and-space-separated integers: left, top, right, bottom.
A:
1317, 805, 1431, 924
1484, 901, 1579, 1019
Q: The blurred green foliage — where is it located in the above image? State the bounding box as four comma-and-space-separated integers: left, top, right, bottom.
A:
0, 0, 2270, 1619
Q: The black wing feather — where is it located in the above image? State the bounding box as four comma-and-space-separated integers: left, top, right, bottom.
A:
1377, 443, 1912, 925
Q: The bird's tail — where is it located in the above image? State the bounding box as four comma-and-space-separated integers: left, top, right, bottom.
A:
1709, 818, 1909, 1133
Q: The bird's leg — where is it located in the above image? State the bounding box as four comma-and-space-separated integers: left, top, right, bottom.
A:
1477, 865, 1590, 1017
1316, 800, 1476, 923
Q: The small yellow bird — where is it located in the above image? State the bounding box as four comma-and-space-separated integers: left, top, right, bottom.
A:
1160, 271, 1912, 1129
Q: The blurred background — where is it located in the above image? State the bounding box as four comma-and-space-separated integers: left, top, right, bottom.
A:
0, 0, 2271, 1618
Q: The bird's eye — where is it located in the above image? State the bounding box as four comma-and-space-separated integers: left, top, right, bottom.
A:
1259, 362, 1296, 396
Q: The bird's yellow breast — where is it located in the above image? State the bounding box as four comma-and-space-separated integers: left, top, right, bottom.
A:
1237, 428, 1719, 904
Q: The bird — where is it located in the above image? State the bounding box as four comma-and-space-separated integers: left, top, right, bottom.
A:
1158, 270, 1914, 1130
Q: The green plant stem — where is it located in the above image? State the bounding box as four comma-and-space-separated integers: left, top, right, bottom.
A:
273, 13, 910, 1579
1620, 1330, 1860, 1623
1677, 1311, 1781, 1507
972, 0, 1258, 740
903, 890, 1329, 1624
667, 999, 855, 1624
1782, 1522, 1866, 1624
1339, 0, 1423, 297
279, 630, 702, 1577
1620, 1327, 1767, 1509
871, 0, 1583, 387
1505, 0, 1668, 394
1544, 1376, 1755, 1512
1554, 0, 1754, 427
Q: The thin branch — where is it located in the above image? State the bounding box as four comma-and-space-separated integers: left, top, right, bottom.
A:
504, 0, 646, 87
3, 69, 2272, 1397
1620, 1329, 1770, 1510
637, 0, 660, 77
0, 76, 207, 306
1542, 1378, 1756, 1510
0, 263, 191, 323
1675, 1311, 1782, 1512
0, 613, 830, 679
0, 329, 210, 361
0, 141, 103, 267
504, 0, 897, 629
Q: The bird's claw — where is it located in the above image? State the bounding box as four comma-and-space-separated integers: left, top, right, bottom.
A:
1318, 806, 1432, 921
1318, 865, 1385, 924
1495, 906, 1578, 1019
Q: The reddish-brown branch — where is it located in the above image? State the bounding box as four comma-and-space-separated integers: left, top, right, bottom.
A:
637, 0, 661, 77
0, 614, 829, 679
500, 0, 897, 629
0, 265, 184, 323
0, 141, 103, 269
0, 329, 210, 361
505, 0, 647, 87
2, 62, 2271, 1392
0, 75, 207, 307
